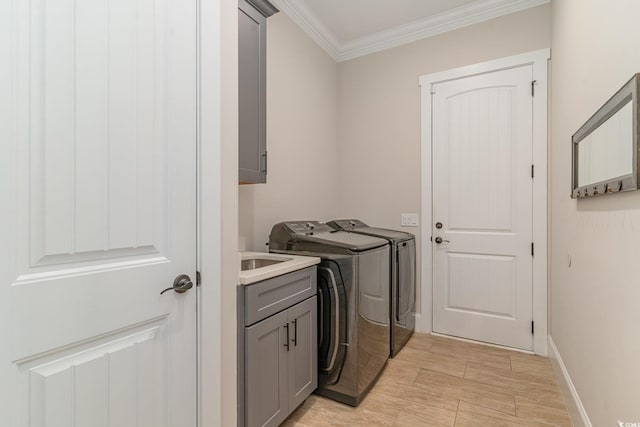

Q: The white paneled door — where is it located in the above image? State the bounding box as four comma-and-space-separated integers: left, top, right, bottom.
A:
1, 0, 198, 425
432, 66, 534, 351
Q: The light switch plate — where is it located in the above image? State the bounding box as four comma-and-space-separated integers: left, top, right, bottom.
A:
401, 213, 418, 227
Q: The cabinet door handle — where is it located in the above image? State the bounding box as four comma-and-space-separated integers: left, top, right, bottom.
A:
292, 319, 297, 346
284, 323, 290, 351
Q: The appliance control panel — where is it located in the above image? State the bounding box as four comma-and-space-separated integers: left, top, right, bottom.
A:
284, 221, 333, 235
333, 219, 367, 230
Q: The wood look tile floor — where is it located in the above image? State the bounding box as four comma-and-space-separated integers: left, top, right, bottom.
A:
282, 333, 571, 427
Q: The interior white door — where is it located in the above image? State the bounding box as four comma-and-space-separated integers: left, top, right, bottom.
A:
0, 0, 198, 425
432, 65, 534, 351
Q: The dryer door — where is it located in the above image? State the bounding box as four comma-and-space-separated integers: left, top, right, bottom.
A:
358, 246, 390, 325
317, 259, 348, 385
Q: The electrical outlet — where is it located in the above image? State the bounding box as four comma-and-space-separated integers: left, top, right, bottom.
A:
401, 213, 418, 227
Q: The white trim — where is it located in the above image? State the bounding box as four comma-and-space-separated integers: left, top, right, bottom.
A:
269, 0, 340, 60
413, 312, 422, 333
530, 49, 549, 356
419, 48, 550, 355
419, 84, 433, 336
548, 336, 593, 427
198, 0, 222, 422
199, 0, 237, 425
271, 0, 549, 62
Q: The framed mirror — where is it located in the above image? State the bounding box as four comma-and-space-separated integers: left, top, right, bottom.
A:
572, 73, 640, 198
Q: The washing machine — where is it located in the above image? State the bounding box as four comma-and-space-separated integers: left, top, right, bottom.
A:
269, 221, 390, 406
328, 219, 415, 357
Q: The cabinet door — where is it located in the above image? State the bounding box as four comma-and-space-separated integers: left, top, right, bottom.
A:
246, 310, 288, 427
288, 296, 318, 411
238, 0, 267, 183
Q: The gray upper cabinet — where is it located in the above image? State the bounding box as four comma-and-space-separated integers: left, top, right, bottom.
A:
238, 0, 277, 184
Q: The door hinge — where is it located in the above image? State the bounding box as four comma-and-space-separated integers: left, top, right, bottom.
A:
531, 321, 535, 334
531, 242, 535, 256
531, 80, 536, 96
531, 164, 534, 178
196, 271, 201, 286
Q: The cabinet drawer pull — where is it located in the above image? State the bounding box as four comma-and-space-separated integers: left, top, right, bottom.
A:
284, 323, 290, 351
292, 319, 297, 346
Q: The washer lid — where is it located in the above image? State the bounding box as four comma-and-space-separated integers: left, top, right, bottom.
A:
307, 230, 388, 251
278, 221, 389, 252
353, 227, 414, 242
328, 219, 414, 242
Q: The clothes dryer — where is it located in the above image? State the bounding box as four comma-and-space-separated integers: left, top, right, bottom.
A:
328, 219, 415, 357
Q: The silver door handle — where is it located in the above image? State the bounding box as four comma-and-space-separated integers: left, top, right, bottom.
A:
434, 237, 450, 244
319, 266, 340, 372
160, 274, 194, 295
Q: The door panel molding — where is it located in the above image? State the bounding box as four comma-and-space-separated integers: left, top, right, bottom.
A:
23, 0, 171, 268
419, 48, 549, 355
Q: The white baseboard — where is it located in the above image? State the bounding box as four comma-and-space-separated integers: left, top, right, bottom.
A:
413, 311, 433, 334
548, 336, 592, 427
413, 312, 424, 333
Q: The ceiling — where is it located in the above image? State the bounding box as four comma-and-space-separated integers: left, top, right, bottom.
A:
270, 0, 550, 62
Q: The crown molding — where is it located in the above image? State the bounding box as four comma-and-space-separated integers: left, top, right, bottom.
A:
246, 0, 279, 18
270, 0, 341, 60
271, 0, 550, 62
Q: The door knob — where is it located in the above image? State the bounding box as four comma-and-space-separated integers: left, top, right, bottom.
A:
435, 222, 443, 229
434, 237, 450, 244
160, 274, 194, 295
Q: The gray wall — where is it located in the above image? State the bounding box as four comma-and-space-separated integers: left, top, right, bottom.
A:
550, 0, 640, 425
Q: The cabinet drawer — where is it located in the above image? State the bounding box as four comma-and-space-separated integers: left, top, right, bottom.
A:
244, 266, 317, 326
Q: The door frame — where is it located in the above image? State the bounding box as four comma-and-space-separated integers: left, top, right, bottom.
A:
418, 49, 550, 355
199, 0, 238, 426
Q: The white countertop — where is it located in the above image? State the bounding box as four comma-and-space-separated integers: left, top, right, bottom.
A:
238, 252, 320, 285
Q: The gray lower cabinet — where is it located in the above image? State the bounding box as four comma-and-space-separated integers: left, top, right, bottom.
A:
246, 309, 289, 427
239, 266, 318, 427
287, 297, 317, 411
246, 297, 317, 427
